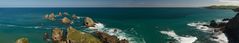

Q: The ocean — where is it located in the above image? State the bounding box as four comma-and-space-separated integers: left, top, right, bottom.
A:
0, 8, 236, 43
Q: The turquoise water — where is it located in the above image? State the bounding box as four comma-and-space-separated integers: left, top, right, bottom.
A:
0, 8, 236, 43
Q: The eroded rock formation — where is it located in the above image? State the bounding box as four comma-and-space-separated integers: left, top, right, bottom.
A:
52, 28, 63, 43
16, 37, 28, 43
62, 17, 71, 24
84, 17, 95, 27
96, 31, 129, 43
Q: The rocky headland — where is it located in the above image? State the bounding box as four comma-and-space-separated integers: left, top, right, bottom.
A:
195, 8, 239, 43
43, 12, 129, 43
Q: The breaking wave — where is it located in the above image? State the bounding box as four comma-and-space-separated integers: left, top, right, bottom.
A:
86, 23, 146, 43
187, 19, 228, 43
160, 30, 198, 43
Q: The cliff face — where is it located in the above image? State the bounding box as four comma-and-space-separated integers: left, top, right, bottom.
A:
223, 13, 239, 43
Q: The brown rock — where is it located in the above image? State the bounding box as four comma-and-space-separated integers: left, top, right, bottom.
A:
49, 13, 56, 21
96, 31, 129, 43
52, 28, 63, 43
59, 12, 62, 16
16, 37, 29, 43
62, 17, 71, 24
84, 17, 95, 27
72, 14, 78, 19
63, 12, 69, 16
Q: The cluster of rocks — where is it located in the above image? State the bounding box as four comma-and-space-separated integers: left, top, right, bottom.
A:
43, 12, 129, 43
223, 8, 239, 43
202, 8, 239, 43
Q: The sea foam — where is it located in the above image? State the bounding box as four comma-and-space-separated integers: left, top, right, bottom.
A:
160, 30, 197, 43
87, 23, 145, 43
187, 19, 228, 43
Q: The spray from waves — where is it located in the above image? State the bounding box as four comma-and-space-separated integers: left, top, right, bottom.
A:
85, 23, 146, 43
160, 30, 198, 43
187, 19, 228, 43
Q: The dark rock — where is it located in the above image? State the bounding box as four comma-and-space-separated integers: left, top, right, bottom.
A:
210, 20, 218, 27
95, 31, 129, 43
223, 9, 239, 43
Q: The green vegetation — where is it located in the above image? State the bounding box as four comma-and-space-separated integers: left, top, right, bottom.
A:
205, 5, 239, 9
67, 27, 102, 43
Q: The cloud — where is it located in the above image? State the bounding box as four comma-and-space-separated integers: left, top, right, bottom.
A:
218, 0, 239, 2
213, 0, 239, 6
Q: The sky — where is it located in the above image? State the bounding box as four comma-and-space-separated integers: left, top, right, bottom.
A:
0, 0, 238, 7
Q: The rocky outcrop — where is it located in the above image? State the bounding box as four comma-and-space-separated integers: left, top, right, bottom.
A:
59, 12, 63, 16
84, 17, 95, 27
223, 8, 239, 43
66, 26, 102, 43
96, 31, 129, 43
72, 14, 78, 19
62, 17, 71, 24
16, 37, 28, 43
48, 13, 56, 21
52, 28, 63, 43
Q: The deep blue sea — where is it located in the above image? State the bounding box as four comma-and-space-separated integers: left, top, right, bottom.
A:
0, 8, 236, 43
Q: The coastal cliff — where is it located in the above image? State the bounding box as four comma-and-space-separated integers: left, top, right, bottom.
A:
223, 8, 239, 43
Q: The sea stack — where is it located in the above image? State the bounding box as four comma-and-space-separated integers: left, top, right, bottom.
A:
223, 8, 239, 43
52, 28, 63, 43
62, 17, 71, 24
58, 12, 62, 16
16, 37, 28, 43
84, 17, 95, 27
48, 13, 56, 21
63, 12, 69, 16
72, 14, 78, 19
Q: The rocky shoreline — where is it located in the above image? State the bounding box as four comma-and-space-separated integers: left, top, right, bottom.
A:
194, 8, 239, 43
17, 12, 129, 43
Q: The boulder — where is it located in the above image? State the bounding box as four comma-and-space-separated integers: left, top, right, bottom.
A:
49, 13, 56, 21
84, 17, 95, 27
16, 37, 28, 43
62, 17, 71, 24
210, 20, 218, 27
95, 31, 129, 43
72, 14, 78, 19
59, 12, 62, 16
63, 12, 69, 16
223, 9, 239, 43
52, 28, 63, 43
66, 26, 102, 43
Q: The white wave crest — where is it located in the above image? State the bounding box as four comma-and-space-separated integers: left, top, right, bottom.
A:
187, 22, 213, 32
160, 30, 197, 43
87, 23, 145, 43
187, 20, 228, 43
